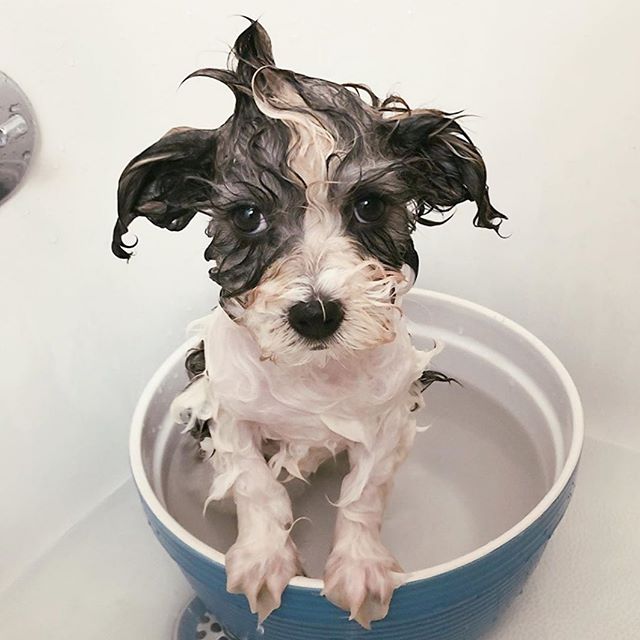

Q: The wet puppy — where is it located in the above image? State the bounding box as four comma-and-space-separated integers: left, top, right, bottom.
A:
113, 20, 505, 628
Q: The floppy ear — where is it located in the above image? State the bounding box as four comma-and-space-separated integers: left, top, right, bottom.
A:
387, 110, 507, 232
112, 127, 217, 259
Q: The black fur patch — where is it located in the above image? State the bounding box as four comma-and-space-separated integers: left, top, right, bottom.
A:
113, 19, 506, 299
419, 369, 460, 392
184, 342, 211, 441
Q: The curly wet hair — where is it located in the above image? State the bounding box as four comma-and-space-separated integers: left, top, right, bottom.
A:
112, 18, 506, 299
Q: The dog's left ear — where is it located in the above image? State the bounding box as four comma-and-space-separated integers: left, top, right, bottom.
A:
386, 110, 507, 232
113, 127, 217, 259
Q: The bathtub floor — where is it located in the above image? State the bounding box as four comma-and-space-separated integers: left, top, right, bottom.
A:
0, 435, 638, 639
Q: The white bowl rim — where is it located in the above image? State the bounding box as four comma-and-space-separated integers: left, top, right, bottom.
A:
129, 288, 584, 589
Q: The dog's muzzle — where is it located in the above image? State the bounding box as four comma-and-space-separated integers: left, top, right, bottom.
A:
288, 299, 344, 340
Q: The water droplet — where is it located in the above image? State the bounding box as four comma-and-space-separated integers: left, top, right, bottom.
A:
9, 103, 20, 113
256, 623, 265, 636
22, 150, 31, 161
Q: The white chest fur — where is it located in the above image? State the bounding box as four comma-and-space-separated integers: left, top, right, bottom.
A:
171, 303, 439, 491
193, 306, 432, 436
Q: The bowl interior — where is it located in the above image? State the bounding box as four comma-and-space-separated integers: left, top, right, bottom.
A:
138, 290, 578, 579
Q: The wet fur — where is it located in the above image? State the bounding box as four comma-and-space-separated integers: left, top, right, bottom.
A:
113, 18, 504, 629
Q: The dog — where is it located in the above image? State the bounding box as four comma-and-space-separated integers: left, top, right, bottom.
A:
113, 19, 505, 628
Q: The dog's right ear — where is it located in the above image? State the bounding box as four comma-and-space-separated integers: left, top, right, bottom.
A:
112, 127, 217, 259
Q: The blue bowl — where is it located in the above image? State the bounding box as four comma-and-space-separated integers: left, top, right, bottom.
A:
130, 289, 583, 640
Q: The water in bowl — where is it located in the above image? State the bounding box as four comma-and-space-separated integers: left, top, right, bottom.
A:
158, 380, 549, 577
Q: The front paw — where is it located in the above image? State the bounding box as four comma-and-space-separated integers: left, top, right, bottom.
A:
322, 548, 405, 629
225, 537, 302, 622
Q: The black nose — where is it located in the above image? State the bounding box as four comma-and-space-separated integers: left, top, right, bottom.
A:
288, 299, 344, 340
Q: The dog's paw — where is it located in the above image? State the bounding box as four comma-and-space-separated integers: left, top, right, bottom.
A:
225, 537, 302, 622
322, 548, 406, 629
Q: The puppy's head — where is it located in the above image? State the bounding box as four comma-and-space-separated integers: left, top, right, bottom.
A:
114, 19, 506, 366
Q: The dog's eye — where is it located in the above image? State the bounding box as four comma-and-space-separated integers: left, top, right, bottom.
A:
353, 195, 385, 224
231, 205, 267, 234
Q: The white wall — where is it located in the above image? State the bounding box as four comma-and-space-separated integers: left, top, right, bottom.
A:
1, 0, 638, 593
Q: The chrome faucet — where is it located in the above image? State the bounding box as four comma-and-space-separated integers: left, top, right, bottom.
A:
0, 113, 29, 148
0, 72, 36, 205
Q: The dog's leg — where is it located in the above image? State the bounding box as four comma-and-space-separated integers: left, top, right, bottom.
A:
212, 420, 302, 622
322, 408, 414, 628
